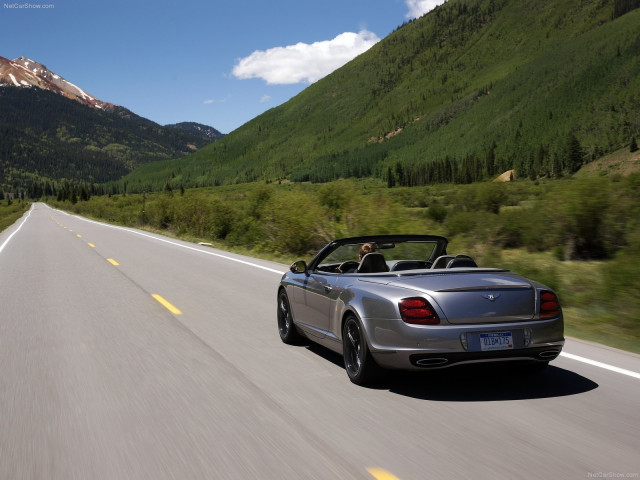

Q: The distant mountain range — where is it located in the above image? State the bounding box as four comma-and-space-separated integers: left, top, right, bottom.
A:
0, 55, 221, 191
165, 122, 224, 141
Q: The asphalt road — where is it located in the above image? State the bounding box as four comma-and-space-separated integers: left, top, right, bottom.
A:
1, 203, 638, 480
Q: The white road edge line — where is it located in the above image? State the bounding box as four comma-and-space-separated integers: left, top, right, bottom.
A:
60, 207, 286, 275
0, 204, 34, 255
560, 352, 640, 380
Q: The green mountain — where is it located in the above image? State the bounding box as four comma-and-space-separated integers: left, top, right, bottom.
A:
0, 86, 214, 192
120, 0, 640, 192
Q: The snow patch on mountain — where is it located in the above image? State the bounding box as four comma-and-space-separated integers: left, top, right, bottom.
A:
0, 55, 114, 111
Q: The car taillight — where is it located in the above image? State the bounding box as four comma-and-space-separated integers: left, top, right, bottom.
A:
399, 297, 440, 325
540, 290, 561, 319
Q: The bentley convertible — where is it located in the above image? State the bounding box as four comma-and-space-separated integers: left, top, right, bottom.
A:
277, 235, 564, 385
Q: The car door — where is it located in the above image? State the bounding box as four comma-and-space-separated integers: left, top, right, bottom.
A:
291, 270, 337, 339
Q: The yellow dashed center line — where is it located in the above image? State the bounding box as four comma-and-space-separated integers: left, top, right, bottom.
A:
107, 258, 119, 266
152, 294, 182, 315
76, 234, 82, 238
367, 468, 401, 480
88, 243, 95, 248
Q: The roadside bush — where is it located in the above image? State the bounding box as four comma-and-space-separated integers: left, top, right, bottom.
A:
246, 184, 274, 220
209, 198, 236, 240
427, 200, 448, 223
477, 182, 507, 214
600, 225, 640, 312
261, 190, 327, 255
174, 195, 213, 237
495, 256, 561, 294
445, 210, 479, 236
316, 180, 355, 222
343, 194, 408, 236
0, 201, 29, 232
146, 195, 175, 230
452, 185, 479, 212
542, 178, 613, 259
225, 216, 264, 249
497, 207, 531, 248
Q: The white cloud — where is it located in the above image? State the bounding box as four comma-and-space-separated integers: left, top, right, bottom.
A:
232, 30, 380, 85
405, 0, 446, 18
260, 95, 271, 103
203, 96, 229, 104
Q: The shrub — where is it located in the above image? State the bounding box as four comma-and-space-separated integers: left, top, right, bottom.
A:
427, 200, 448, 223
477, 182, 507, 214
542, 178, 613, 259
343, 194, 408, 236
316, 180, 355, 222
261, 191, 327, 255
497, 207, 530, 249
174, 195, 213, 237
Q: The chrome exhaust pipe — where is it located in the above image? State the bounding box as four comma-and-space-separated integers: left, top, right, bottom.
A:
538, 350, 560, 359
416, 358, 449, 366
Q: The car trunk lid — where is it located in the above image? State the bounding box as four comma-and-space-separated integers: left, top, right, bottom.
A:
384, 270, 535, 324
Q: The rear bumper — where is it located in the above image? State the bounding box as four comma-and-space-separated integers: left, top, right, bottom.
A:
365, 316, 564, 370
408, 346, 562, 368
372, 344, 563, 370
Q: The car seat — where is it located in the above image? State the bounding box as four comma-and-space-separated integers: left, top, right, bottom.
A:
431, 255, 454, 269
357, 253, 389, 273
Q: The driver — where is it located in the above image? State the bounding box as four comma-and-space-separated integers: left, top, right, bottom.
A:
359, 243, 375, 260
338, 243, 375, 273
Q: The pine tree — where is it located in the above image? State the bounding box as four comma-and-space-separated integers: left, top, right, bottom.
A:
566, 134, 584, 174
386, 167, 395, 188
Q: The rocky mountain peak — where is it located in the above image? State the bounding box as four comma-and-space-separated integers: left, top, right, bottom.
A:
0, 55, 114, 111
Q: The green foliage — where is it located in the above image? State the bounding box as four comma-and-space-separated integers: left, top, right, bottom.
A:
0, 87, 212, 192
0, 198, 29, 232
477, 183, 508, 214
613, 0, 640, 18
316, 180, 355, 222
260, 191, 327, 255
427, 200, 447, 223
49, 174, 640, 352
117, 0, 640, 192
600, 224, 640, 321
565, 134, 585, 174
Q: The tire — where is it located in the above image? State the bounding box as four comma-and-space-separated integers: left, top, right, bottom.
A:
277, 289, 302, 344
342, 315, 384, 385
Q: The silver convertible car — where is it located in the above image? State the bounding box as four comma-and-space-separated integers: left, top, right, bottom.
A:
277, 235, 564, 385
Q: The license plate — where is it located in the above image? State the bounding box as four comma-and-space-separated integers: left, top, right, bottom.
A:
480, 332, 513, 351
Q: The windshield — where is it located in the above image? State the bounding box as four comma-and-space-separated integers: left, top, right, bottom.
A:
318, 240, 440, 269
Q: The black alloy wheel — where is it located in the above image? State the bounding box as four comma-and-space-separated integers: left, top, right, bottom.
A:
342, 315, 383, 385
278, 289, 301, 344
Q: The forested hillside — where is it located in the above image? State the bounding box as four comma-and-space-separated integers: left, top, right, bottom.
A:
0, 87, 213, 193
119, 0, 640, 192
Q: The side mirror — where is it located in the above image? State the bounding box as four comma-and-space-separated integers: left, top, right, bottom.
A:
290, 260, 308, 274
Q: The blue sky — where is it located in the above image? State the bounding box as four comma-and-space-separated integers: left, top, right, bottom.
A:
2, 0, 443, 133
